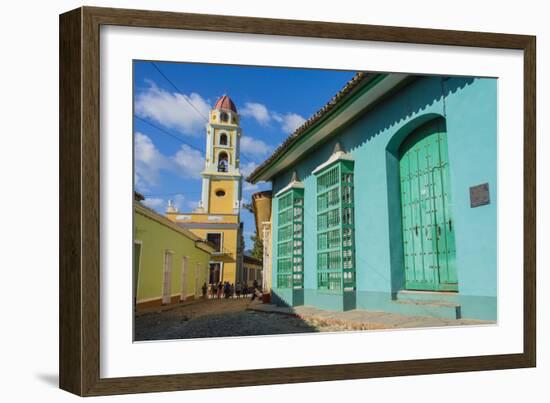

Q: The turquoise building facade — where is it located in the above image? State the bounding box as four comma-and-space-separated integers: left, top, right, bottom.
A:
248, 73, 497, 321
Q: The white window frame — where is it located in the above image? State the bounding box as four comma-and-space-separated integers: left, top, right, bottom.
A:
206, 232, 224, 253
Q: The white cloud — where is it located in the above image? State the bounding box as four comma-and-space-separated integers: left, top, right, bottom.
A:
135, 80, 209, 137
272, 112, 306, 134
186, 200, 200, 210
141, 194, 196, 214
240, 136, 272, 158
172, 144, 204, 179
144, 194, 197, 214
243, 180, 271, 200
239, 101, 306, 135
171, 193, 186, 210
162, 193, 192, 211
142, 197, 165, 210
240, 102, 271, 125
240, 161, 258, 177
239, 162, 261, 194
134, 132, 172, 191
244, 182, 259, 193
134, 132, 205, 194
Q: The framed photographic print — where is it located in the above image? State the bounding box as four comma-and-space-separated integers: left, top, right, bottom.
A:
59, 6, 536, 396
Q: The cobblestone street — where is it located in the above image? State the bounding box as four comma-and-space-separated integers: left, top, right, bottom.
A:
134, 297, 364, 341
135, 296, 493, 341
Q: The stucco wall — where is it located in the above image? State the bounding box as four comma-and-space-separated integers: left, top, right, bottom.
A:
209, 179, 236, 214
134, 210, 212, 304
188, 227, 239, 283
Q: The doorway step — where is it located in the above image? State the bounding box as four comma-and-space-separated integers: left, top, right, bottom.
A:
392, 290, 461, 320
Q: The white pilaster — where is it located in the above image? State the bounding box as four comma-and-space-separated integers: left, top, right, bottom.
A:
233, 175, 243, 213
205, 125, 213, 169
200, 177, 210, 212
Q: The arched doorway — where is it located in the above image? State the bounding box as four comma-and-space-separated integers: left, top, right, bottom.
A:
398, 118, 458, 292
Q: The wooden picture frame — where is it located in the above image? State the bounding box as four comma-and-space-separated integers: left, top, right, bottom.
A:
59, 6, 536, 396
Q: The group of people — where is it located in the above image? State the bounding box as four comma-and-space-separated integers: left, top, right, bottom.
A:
205, 279, 261, 300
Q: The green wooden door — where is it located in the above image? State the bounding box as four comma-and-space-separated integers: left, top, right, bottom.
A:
399, 119, 458, 291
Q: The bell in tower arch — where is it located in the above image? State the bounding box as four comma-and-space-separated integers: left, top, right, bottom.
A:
217, 152, 229, 173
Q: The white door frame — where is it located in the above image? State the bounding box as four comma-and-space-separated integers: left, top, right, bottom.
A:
162, 250, 174, 305
181, 256, 189, 301
195, 263, 200, 297
133, 240, 143, 303
208, 261, 223, 284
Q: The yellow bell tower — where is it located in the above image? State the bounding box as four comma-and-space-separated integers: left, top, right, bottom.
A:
166, 95, 244, 286
197, 95, 242, 215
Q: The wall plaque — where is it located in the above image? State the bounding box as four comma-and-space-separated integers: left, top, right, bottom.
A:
470, 183, 490, 207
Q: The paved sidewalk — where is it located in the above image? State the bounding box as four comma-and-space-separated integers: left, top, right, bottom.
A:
247, 302, 494, 330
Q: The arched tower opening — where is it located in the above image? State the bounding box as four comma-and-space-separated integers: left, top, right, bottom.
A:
218, 151, 229, 172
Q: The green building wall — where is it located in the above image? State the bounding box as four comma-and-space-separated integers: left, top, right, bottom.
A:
270, 75, 497, 321
134, 205, 212, 307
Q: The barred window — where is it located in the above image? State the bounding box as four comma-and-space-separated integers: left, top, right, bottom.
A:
343, 228, 353, 247
276, 187, 304, 289
315, 160, 356, 292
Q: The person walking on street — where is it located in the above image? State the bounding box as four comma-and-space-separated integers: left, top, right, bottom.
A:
235, 282, 242, 299
224, 282, 231, 298
217, 282, 223, 299
210, 283, 216, 299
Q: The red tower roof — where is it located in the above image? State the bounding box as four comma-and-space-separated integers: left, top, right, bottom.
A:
213, 95, 237, 113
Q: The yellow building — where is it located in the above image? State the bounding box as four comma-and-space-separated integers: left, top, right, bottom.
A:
134, 198, 215, 312
166, 95, 244, 285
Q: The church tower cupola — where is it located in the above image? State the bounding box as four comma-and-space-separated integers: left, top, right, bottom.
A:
210, 94, 239, 127
196, 95, 243, 215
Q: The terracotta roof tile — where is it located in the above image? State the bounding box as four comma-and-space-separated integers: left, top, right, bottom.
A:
214, 94, 237, 113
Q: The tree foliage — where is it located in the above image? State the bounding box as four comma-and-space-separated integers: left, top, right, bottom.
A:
249, 232, 264, 260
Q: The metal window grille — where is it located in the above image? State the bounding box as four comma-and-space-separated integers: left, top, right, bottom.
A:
315, 161, 356, 292
276, 188, 304, 289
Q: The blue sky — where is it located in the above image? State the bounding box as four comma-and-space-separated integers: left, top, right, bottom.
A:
133, 60, 356, 250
